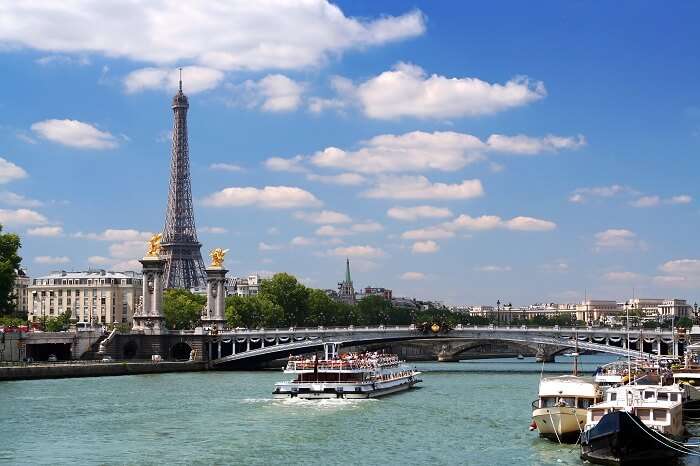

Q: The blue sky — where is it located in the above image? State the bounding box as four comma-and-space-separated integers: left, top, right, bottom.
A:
1, 1, 699, 306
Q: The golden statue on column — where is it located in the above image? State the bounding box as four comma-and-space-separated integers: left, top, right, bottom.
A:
209, 248, 229, 268
145, 233, 163, 258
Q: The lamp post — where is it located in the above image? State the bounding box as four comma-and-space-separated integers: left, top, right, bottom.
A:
496, 299, 501, 327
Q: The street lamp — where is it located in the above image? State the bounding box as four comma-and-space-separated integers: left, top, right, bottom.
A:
496, 299, 501, 327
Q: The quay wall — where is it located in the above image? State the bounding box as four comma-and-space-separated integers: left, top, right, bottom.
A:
0, 361, 207, 382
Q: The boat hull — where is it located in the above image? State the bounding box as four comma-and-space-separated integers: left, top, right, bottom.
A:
580, 411, 681, 465
273, 376, 421, 399
532, 407, 586, 443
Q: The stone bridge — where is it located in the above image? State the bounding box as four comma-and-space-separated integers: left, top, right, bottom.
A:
205, 325, 678, 368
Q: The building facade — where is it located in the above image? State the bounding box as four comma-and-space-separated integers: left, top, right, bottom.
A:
226, 275, 264, 297
358, 287, 393, 301
12, 269, 30, 317
28, 270, 142, 325
337, 258, 356, 305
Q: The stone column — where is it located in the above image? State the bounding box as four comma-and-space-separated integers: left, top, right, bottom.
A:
132, 256, 167, 335
202, 266, 228, 331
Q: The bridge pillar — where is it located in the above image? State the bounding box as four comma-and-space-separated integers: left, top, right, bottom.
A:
202, 266, 227, 331
132, 256, 166, 335
535, 344, 556, 363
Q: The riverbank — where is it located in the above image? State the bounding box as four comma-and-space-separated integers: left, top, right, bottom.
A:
0, 360, 207, 381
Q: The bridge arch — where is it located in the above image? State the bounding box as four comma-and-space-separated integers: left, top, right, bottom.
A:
170, 342, 192, 361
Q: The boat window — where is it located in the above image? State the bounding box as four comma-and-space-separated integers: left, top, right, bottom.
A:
644, 391, 655, 400
658, 392, 669, 401
670, 394, 678, 402
541, 397, 557, 407
591, 410, 605, 421
577, 398, 593, 409
636, 408, 651, 421
652, 410, 667, 422
609, 392, 617, 401
556, 397, 576, 407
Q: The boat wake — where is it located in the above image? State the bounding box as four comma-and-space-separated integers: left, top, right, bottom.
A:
240, 397, 378, 410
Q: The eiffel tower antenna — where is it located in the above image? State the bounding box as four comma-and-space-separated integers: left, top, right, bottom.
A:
160, 71, 207, 289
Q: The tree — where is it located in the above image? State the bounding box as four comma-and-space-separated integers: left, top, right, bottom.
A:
225, 295, 283, 328
42, 311, 71, 332
676, 317, 694, 329
163, 288, 206, 330
0, 224, 22, 316
258, 273, 309, 326
354, 295, 393, 325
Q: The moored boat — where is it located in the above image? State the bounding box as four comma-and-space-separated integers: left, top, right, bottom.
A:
580, 383, 686, 465
531, 375, 601, 443
273, 342, 421, 399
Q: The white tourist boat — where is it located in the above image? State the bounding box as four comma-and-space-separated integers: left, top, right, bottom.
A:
531, 374, 601, 442
273, 343, 421, 399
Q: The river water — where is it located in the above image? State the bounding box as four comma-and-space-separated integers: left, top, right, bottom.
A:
2, 355, 699, 465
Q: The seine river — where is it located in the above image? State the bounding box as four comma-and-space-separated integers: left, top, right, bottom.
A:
3, 355, 700, 465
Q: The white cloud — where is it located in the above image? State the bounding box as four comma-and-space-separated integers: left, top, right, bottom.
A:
264, 155, 307, 173
401, 227, 455, 240
348, 62, 546, 119
31, 119, 118, 150
294, 210, 351, 224
659, 259, 700, 276
630, 195, 660, 208
327, 245, 384, 258
306, 172, 367, 186
87, 256, 111, 265
669, 195, 692, 205
124, 66, 224, 94
387, 205, 452, 221
315, 225, 353, 237
630, 194, 693, 207
34, 255, 69, 264
199, 226, 228, 234
0, 158, 28, 184
109, 241, 144, 259
504, 216, 557, 231
603, 271, 641, 282
569, 185, 633, 203
202, 186, 321, 209
73, 229, 153, 241
35, 54, 90, 66
0, 208, 48, 226
541, 262, 569, 272
445, 214, 556, 232
258, 242, 283, 251
290, 236, 313, 246
27, 226, 63, 237
0, 191, 42, 208
476, 265, 512, 272
400, 271, 426, 281
363, 176, 484, 200
486, 134, 585, 155
412, 240, 439, 254
351, 222, 383, 233
111, 259, 142, 271
239, 74, 304, 112
210, 163, 243, 172
311, 131, 484, 173
0, 2, 424, 71
594, 229, 640, 251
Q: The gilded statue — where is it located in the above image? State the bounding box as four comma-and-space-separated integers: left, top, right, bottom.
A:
146, 233, 163, 257
209, 248, 229, 267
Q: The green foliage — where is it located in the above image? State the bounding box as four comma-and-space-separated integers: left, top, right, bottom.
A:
676, 317, 694, 328
163, 288, 206, 330
0, 224, 22, 316
42, 311, 72, 332
225, 295, 283, 328
258, 273, 309, 326
353, 295, 393, 325
0, 315, 25, 327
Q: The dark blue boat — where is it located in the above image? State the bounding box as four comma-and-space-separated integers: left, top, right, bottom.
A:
580, 410, 682, 465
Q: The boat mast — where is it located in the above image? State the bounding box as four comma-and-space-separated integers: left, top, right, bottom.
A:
573, 329, 579, 376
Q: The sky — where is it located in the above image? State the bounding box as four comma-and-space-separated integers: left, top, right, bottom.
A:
0, 1, 699, 306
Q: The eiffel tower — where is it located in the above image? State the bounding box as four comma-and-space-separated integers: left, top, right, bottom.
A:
161, 72, 207, 289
